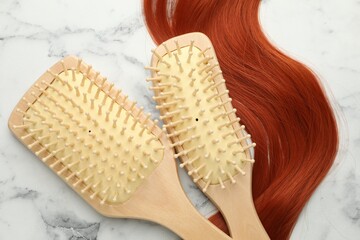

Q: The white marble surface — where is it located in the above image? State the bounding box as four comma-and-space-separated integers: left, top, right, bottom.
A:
0, 0, 359, 239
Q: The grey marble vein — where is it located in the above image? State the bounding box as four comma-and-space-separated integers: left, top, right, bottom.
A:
40, 212, 100, 240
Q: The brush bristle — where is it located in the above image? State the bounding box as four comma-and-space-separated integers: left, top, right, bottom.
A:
14, 58, 164, 204
148, 41, 255, 191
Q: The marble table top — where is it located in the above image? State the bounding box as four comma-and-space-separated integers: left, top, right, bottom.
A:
0, 0, 359, 239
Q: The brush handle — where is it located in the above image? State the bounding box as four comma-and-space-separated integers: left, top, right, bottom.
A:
145, 154, 232, 240
153, 184, 232, 240
222, 195, 269, 240
207, 173, 270, 240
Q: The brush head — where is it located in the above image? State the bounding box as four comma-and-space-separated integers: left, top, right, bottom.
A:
9, 56, 165, 205
148, 33, 255, 192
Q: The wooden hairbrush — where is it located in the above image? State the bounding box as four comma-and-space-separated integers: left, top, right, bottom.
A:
8, 56, 232, 240
147, 33, 270, 240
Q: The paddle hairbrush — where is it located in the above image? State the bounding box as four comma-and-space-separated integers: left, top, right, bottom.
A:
8, 56, 231, 240
147, 33, 270, 240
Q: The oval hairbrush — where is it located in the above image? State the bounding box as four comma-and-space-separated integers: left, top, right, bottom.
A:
148, 33, 270, 239
8, 56, 231, 240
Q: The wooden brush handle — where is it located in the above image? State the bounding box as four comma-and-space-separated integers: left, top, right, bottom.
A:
223, 195, 269, 240
139, 159, 232, 240
153, 187, 232, 240
206, 174, 270, 240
